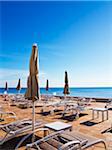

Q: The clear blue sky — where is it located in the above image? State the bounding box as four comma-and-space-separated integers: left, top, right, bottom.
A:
0, 1, 112, 87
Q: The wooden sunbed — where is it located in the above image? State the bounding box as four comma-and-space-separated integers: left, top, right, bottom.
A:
0, 118, 44, 145
15, 128, 107, 150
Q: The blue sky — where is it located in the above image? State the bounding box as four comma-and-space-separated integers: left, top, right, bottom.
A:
0, 1, 112, 87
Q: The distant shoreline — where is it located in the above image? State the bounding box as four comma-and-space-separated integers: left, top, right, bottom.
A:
54, 95, 110, 103
0, 87, 112, 89
0, 93, 110, 103
0, 87, 112, 99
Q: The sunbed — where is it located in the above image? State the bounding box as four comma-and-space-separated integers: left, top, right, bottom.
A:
15, 128, 107, 150
0, 118, 44, 145
105, 99, 112, 109
0, 110, 17, 121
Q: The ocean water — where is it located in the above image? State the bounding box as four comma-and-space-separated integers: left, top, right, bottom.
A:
0, 87, 112, 98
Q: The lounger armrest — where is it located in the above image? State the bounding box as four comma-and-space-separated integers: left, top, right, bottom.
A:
0, 118, 30, 128
83, 139, 107, 150
15, 128, 50, 150
6, 112, 17, 119
60, 140, 81, 150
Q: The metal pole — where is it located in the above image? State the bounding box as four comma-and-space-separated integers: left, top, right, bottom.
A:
64, 94, 67, 112
64, 94, 66, 102
32, 99, 35, 142
32, 100, 35, 131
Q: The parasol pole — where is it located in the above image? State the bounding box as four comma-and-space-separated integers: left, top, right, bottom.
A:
32, 97, 36, 142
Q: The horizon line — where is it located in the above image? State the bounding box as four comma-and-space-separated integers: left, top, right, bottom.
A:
0, 86, 112, 88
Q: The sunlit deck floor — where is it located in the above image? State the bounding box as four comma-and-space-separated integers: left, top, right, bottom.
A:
0, 96, 112, 150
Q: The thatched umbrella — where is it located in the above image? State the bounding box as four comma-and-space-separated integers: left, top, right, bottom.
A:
46, 79, 49, 91
63, 71, 70, 99
25, 43, 40, 133
45, 79, 49, 102
4, 82, 8, 93
16, 78, 21, 93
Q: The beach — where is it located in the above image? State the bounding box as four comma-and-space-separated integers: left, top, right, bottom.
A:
0, 94, 112, 150
1, 0, 112, 149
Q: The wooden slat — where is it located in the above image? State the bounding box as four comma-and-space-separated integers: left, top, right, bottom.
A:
67, 131, 90, 141
47, 138, 63, 149
60, 133, 88, 146
60, 133, 75, 141
39, 141, 57, 150
63, 132, 88, 146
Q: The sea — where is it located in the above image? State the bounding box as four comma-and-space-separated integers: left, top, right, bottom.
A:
0, 87, 112, 99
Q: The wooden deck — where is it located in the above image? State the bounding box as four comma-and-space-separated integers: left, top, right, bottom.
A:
0, 96, 112, 150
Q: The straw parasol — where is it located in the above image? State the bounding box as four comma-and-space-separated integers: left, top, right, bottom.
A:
25, 43, 40, 133
5, 82, 8, 91
16, 78, 21, 93
45, 79, 49, 102
63, 71, 70, 98
46, 79, 49, 91
4, 82, 8, 94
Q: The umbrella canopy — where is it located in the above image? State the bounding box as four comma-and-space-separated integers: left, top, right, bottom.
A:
16, 78, 21, 91
25, 43, 40, 134
5, 82, 8, 91
25, 43, 40, 100
63, 71, 70, 95
46, 79, 49, 91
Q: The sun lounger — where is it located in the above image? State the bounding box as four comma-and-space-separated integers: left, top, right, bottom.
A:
61, 101, 88, 118
16, 101, 32, 109
63, 130, 107, 149
105, 99, 112, 108
0, 111, 17, 121
8, 95, 26, 106
0, 118, 44, 145
39, 101, 62, 114
15, 128, 107, 150
9, 94, 24, 101
40, 99, 85, 117
61, 103, 78, 117
77, 97, 94, 106
39, 97, 92, 117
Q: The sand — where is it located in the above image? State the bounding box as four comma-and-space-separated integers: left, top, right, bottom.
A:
0, 95, 112, 150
